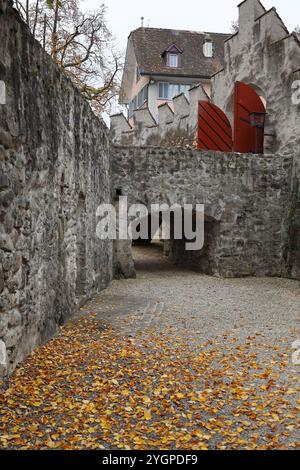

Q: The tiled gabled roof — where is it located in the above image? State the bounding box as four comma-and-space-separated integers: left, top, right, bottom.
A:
130, 27, 231, 78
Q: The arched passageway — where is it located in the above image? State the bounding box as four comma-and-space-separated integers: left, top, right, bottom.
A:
112, 146, 292, 279
128, 209, 220, 275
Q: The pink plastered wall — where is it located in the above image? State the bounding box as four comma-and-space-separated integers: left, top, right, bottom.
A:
130, 71, 149, 102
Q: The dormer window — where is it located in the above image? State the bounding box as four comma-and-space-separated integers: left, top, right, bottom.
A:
167, 53, 179, 68
162, 44, 183, 68
203, 39, 213, 58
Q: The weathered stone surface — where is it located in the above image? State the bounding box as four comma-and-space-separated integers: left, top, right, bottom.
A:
0, 234, 14, 252
0, 189, 14, 208
113, 201, 136, 279
110, 84, 209, 148
0, 145, 5, 161
1, 0, 299, 380
3, 325, 22, 348
114, 239, 136, 279
0, 264, 3, 292
287, 158, 300, 279
0, 129, 12, 149
0, 313, 8, 337
212, 0, 300, 158
0, 1, 113, 377
0, 174, 9, 190
7, 309, 22, 327
112, 146, 297, 278
0, 339, 8, 377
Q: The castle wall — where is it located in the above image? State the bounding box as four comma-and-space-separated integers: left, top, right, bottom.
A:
1, 0, 299, 379
212, 0, 300, 157
110, 84, 210, 148
289, 158, 300, 279
0, 1, 113, 377
112, 146, 296, 279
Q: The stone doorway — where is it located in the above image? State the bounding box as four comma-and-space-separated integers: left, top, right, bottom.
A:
128, 211, 219, 275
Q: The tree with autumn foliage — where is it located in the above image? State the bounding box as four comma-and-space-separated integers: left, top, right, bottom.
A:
14, 0, 123, 114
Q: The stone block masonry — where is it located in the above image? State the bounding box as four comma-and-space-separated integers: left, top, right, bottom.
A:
0, 1, 113, 377
112, 146, 297, 279
110, 84, 209, 148
1, 0, 299, 379
212, 0, 300, 158
288, 157, 300, 280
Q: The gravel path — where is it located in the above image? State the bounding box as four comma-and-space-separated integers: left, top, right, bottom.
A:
1, 243, 299, 450
80, 243, 299, 449
90, 244, 300, 351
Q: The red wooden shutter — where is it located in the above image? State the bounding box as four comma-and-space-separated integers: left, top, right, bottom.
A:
197, 101, 233, 152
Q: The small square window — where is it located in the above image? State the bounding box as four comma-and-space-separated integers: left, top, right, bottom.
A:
159, 82, 169, 99
167, 53, 179, 68
203, 40, 213, 58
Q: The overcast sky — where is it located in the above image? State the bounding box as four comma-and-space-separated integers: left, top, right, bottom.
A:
82, 0, 299, 52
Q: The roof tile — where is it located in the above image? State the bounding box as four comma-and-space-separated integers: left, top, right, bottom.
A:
131, 27, 230, 77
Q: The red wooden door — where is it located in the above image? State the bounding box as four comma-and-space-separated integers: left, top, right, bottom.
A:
197, 101, 233, 152
234, 82, 266, 154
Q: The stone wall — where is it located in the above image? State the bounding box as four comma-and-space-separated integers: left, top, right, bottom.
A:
1, 0, 299, 379
110, 84, 209, 148
288, 158, 300, 279
0, 1, 113, 377
112, 146, 296, 279
212, 0, 300, 157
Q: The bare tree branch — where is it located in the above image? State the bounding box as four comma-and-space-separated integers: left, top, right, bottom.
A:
32, 0, 40, 38
14, 0, 123, 114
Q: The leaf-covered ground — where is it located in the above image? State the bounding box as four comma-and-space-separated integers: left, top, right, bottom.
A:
0, 314, 299, 450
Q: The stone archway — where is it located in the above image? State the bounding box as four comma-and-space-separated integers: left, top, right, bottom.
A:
113, 196, 223, 277
225, 82, 267, 129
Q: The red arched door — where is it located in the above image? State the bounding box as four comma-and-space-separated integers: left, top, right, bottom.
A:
234, 82, 266, 154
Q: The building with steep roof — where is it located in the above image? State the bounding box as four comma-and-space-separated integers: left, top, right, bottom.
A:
119, 27, 230, 121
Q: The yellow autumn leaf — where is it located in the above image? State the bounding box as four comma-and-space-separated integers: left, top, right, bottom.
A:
142, 396, 151, 404
143, 410, 152, 420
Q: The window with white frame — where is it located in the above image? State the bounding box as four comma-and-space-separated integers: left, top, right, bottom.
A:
158, 83, 169, 100
128, 85, 148, 118
167, 53, 179, 68
158, 83, 190, 100
203, 40, 213, 58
